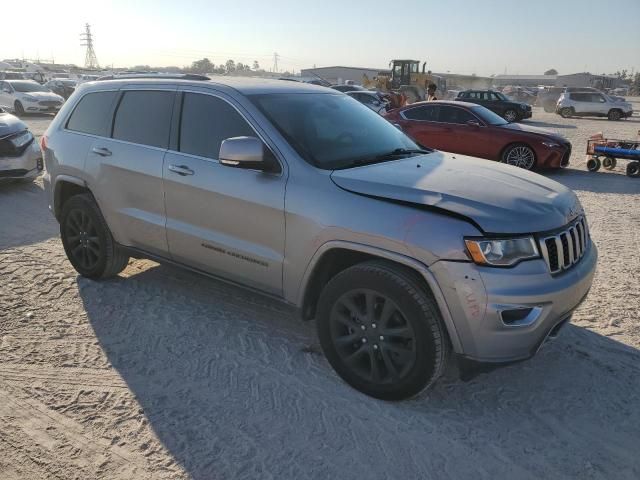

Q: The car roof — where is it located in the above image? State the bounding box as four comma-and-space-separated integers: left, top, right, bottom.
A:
83, 76, 333, 95
400, 100, 479, 110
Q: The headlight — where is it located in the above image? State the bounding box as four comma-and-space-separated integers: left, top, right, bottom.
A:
520, 104, 527, 110
22, 95, 39, 102
10, 131, 33, 148
542, 141, 560, 148
464, 236, 539, 267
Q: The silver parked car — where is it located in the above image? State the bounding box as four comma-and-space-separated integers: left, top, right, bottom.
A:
0, 107, 43, 182
556, 92, 633, 120
42, 76, 597, 400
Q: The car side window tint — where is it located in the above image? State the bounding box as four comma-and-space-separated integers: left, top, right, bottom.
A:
112, 91, 174, 148
490, 92, 500, 101
66, 91, 119, 136
179, 93, 255, 160
438, 106, 475, 124
403, 106, 438, 121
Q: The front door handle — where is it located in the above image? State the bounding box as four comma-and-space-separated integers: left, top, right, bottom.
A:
91, 147, 112, 157
168, 164, 195, 176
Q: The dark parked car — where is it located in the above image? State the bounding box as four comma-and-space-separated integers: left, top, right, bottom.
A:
384, 101, 571, 170
456, 90, 532, 122
44, 79, 77, 99
330, 84, 367, 93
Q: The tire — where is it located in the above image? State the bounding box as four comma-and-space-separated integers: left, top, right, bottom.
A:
586, 157, 601, 172
602, 157, 617, 170
501, 143, 536, 170
316, 260, 448, 400
608, 109, 622, 121
627, 161, 640, 178
14, 101, 25, 116
560, 107, 573, 118
60, 194, 129, 279
503, 109, 518, 122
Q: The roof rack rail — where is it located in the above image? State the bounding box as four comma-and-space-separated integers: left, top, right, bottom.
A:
96, 73, 210, 81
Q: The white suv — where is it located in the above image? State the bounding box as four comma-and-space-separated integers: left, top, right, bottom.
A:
0, 80, 64, 115
556, 92, 633, 120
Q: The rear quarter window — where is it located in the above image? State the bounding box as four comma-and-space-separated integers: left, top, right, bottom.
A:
112, 90, 174, 148
66, 91, 118, 136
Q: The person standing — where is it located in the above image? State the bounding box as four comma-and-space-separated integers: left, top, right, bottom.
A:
426, 83, 438, 101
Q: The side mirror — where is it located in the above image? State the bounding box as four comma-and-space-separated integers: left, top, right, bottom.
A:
466, 120, 481, 127
219, 136, 277, 172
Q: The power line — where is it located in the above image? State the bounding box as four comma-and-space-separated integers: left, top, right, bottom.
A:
80, 23, 100, 69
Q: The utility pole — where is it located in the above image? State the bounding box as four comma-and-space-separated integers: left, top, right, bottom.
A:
272, 52, 279, 73
80, 23, 100, 69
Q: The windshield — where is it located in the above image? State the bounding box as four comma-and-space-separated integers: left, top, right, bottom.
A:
250, 93, 419, 169
8, 81, 50, 93
495, 92, 508, 101
472, 105, 508, 125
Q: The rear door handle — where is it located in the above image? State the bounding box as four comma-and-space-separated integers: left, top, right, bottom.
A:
168, 164, 195, 176
91, 147, 112, 157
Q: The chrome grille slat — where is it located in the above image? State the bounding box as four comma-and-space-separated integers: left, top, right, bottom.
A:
538, 216, 589, 274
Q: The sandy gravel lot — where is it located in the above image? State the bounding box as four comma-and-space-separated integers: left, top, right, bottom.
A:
1, 104, 639, 479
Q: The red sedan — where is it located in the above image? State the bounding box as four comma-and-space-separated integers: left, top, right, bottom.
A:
384, 100, 571, 170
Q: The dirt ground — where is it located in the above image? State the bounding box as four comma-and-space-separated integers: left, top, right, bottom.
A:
1, 104, 639, 480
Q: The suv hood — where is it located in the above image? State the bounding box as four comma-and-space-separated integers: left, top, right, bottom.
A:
330, 153, 580, 234
0, 112, 27, 138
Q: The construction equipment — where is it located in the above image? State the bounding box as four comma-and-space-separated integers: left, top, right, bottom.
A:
362, 60, 447, 104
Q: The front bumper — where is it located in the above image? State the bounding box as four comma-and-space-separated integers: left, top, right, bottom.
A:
623, 110, 633, 118
0, 141, 43, 181
520, 110, 532, 119
430, 241, 597, 363
22, 100, 63, 113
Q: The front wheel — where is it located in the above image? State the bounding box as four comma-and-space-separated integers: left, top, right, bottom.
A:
608, 109, 622, 121
60, 194, 129, 279
14, 101, 25, 116
501, 144, 536, 170
316, 261, 448, 400
503, 109, 518, 122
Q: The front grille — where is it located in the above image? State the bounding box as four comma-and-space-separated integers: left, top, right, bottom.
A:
38, 100, 61, 107
539, 217, 589, 274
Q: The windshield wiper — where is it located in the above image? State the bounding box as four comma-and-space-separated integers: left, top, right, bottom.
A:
373, 148, 431, 160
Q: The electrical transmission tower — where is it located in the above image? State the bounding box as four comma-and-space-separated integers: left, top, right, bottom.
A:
272, 52, 279, 73
80, 23, 100, 69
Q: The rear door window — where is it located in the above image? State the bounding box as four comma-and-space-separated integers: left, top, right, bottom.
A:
403, 105, 439, 121
112, 90, 174, 148
571, 93, 590, 102
438, 106, 476, 124
66, 91, 118, 136
179, 93, 255, 160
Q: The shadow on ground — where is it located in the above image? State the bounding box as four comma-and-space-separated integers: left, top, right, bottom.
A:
79, 262, 640, 480
0, 179, 58, 249
548, 167, 640, 194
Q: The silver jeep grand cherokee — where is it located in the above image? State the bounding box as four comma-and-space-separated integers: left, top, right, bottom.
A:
42, 76, 597, 400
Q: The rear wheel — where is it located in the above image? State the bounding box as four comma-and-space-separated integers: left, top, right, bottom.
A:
587, 157, 601, 172
503, 109, 518, 122
608, 109, 622, 121
316, 261, 448, 400
501, 144, 536, 170
14, 101, 25, 116
560, 107, 573, 118
602, 157, 617, 170
627, 161, 640, 178
60, 194, 129, 279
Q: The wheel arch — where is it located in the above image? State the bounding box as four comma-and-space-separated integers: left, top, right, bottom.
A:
53, 176, 92, 221
298, 241, 463, 353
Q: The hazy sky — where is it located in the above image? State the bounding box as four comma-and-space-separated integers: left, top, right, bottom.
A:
3, 0, 639, 76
